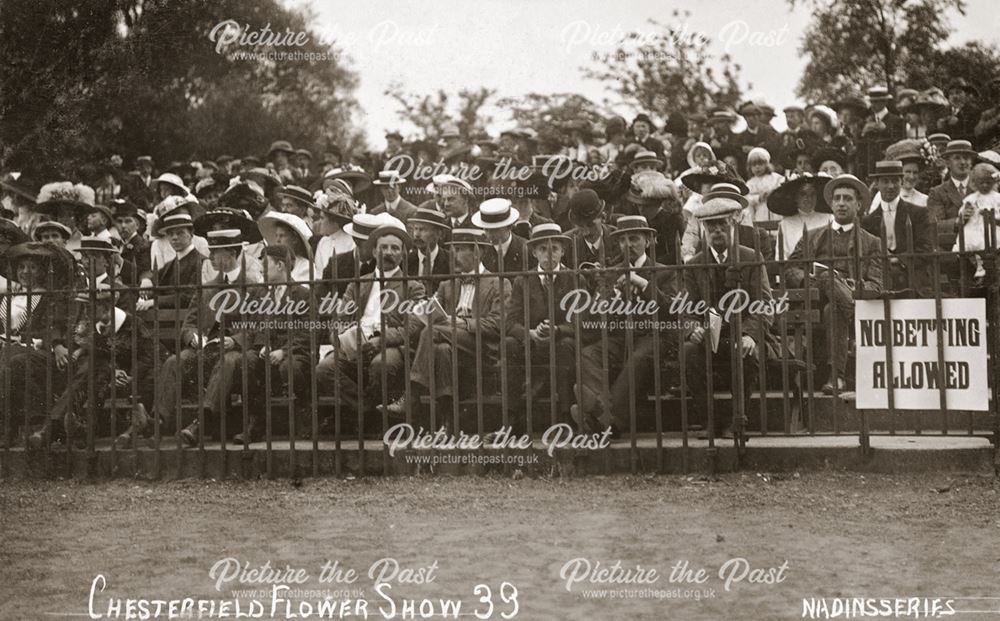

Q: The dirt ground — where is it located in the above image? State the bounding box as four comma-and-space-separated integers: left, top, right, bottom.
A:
2, 472, 999, 621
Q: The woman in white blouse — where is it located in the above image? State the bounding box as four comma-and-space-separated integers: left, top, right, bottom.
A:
768, 174, 834, 260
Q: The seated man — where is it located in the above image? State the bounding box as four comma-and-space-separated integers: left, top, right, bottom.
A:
316, 223, 426, 425
0, 242, 74, 448
152, 229, 263, 445
504, 223, 578, 430
397, 229, 508, 427
137, 210, 207, 311
406, 208, 451, 296
54, 284, 156, 448
787, 174, 883, 394
236, 245, 314, 443
681, 189, 777, 440
111, 198, 151, 286
564, 189, 622, 268
475, 198, 528, 275
572, 216, 680, 438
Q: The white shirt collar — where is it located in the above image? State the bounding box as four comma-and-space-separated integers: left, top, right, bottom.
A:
460, 263, 486, 278
385, 195, 401, 211
373, 265, 402, 280
630, 253, 649, 269
418, 245, 439, 264
882, 196, 900, 212
710, 247, 728, 264
952, 176, 969, 191
832, 221, 855, 233
223, 266, 241, 283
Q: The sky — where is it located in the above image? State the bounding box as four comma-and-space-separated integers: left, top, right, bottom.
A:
304, 0, 1000, 149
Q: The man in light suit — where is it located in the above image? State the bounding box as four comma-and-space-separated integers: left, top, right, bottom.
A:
369, 170, 418, 223
787, 175, 884, 395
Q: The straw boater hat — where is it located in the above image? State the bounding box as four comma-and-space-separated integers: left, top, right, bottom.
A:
630, 149, 663, 169
700, 182, 749, 210
432, 174, 473, 193
526, 222, 571, 249
444, 228, 491, 247
608, 215, 656, 238
195, 208, 262, 243
205, 229, 245, 250
78, 236, 119, 255
157, 211, 195, 235
368, 223, 412, 249
472, 198, 519, 229
823, 174, 870, 207
940, 139, 977, 158
766, 174, 832, 217
372, 170, 406, 186
408, 207, 450, 230
868, 160, 904, 178
343, 213, 382, 241
151, 195, 205, 236
257, 212, 314, 260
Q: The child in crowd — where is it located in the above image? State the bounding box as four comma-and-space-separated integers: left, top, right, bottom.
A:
955, 162, 1000, 279
742, 147, 785, 226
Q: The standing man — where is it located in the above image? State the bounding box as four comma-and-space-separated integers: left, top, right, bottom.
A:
369, 170, 417, 223
927, 139, 977, 248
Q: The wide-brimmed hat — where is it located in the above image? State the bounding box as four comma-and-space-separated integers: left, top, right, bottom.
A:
275, 185, 314, 210
206, 228, 245, 250
242, 168, 283, 195
314, 190, 357, 225
87, 204, 115, 224
267, 140, 295, 157
526, 222, 571, 248
258, 212, 313, 260
320, 167, 371, 195
707, 109, 737, 125
911, 88, 950, 114
408, 208, 449, 230
941, 139, 977, 158
150, 195, 205, 236
627, 171, 678, 206
35, 182, 96, 215
884, 139, 924, 165
609, 215, 656, 238
0, 218, 28, 248
472, 198, 518, 229
869, 160, 905, 178
218, 178, 268, 218
31, 220, 73, 241
767, 174, 832, 216
833, 95, 871, 115
808, 105, 838, 129
444, 228, 491, 247
823, 174, 870, 207
343, 213, 383, 241
3, 241, 75, 288
680, 163, 749, 195
568, 189, 604, 227
947, 78, 980, 98
630, 149, 663, 169
373, 170, 406, 186
194, 208, 262, 243
153, 173, 189, 196
895, 88, 919, 112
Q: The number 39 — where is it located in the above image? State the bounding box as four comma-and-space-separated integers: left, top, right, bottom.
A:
473, 582, 519, 619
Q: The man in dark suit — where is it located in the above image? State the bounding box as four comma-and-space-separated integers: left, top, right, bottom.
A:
370, 170, 418, 223
438, 175, 476, 230
736, 102, 782, 159
787, 175, 883, 395
927, 139, 977, 248
860, 87, 906, 176
236, 245, 314, 443
503, 224, 578, 430
572, 216, 682, 437
152, 229, 262, 444
626, 171, 687, 264
475, 198, 529, 275
321, 213, 380, 298
564, 189, 622, 268
630, 113, 665, 158
112, 199, 150, 286
406, 208, 451, 296
680, 191, 777, 440
398, 229, 507, 423
136, 211, 207, 311
318, 224, 426, 420
862, 160, 933, 294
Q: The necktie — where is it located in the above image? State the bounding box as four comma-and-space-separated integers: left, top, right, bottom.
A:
884, 206, 896, 251
223, 273, 230, 284
421, 255, 431, 278
959, 183, 966, 196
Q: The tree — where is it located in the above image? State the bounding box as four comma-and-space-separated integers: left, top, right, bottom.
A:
790, 0, 965, 102
581, 12, 746, 118
384, 84, 496, 140
0, 0, 362, 179
905, 41, 1000, 94
495, 93, 610, 153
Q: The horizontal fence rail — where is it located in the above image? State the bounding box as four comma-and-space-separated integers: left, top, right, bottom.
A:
0, 217, 998, 478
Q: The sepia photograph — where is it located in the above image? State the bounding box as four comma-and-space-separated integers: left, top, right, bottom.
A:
1, 0, 1000, 618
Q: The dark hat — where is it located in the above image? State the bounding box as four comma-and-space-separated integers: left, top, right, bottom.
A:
0, 219, 27, 249
526, 222, 570, 248
0, 174, 38, 203
87, 204, 114, 223
385, 130, 404, 141
766, 174, 832, 216
811, 147, 848, 171
632, 113, 655, 128
568, 189, 604, 227
268, 140, 295, 157
663, 112, 687, 135
157, 211, 195, 234
833, 95, 871, 115
443, 228, 491, 247
294, 148, 313, 160
869, 160, 904, 178
218, 179, 268, 218
912, 88, 950, 114
276, 185, 314, 209
680, 163, 749, 195
608, 215, 656, 238
3, 241, 74, 288
243, 168, 283, 195
516, 171, 551, 200
206, 228, 245, 250
947, 78, 980, 97
194, 208, 262, 243
263, 244, 293, 264
408, 208, 450, 230
241, 155, 263, 168
941, 139, 977, 158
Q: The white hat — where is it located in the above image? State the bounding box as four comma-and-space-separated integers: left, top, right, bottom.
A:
154, 173, 189, 195
432, 174, 472, 192
343, 213, 383, 241
472, 198, 518, 229
258, 212, 313, 259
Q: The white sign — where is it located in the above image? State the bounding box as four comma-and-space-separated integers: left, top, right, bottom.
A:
854, 299, 989, 411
